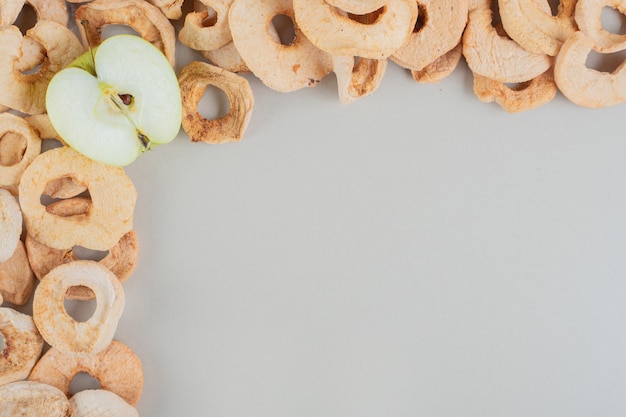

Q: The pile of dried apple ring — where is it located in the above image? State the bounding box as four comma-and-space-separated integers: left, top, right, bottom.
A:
1, 0, 626, 414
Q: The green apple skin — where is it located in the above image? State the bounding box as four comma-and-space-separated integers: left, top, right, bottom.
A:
46, 35, 182, 166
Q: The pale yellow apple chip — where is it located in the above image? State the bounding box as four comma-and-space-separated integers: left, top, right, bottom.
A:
0, 0, 25, 26
29, 340, 144, 406
179, 0, 234, 51
575, 0, 626, 52
463, 0, 553, 83
145, 0, 184, 19
0, 188, 21, 264
0, 381, 71, 417
33, 260, 125, 355
70, 389, 139, 417
229, 0, 333, 92
391, 0, 469, 71
332, 56, 387, 104
554, 31, 626, 107
201, 41, 250, 73
0, 241, 35, 305
411, 42, 463, 83
75, 0, 176, 66
500, 0, 577, 56
473, 68, 558, 112
0, 113, 42, 192
0, 21, 83, 114
0, 307, 44, 386
293, 0, 418, 59
26, 197, 139, 300
18, 147, 137, 251
179, 61, 254, 144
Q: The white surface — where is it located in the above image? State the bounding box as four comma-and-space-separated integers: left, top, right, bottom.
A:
115, 51, 626, 416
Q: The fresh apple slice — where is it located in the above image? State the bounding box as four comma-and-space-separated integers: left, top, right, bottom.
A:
46, 34, 182, 166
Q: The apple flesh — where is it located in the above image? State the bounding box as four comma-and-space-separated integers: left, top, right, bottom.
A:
46, 35, 182, 166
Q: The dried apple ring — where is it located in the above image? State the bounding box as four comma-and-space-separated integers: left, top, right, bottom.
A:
75, 0, 176, 66
293, 0, 418, 59
33, 260, 125, 355
411, 41, 463, 83
463, 0, 553, 83
0, 307, 44, 385
0, 241, 35, 305
500, 0, 577, 56
70, 390, 139, 417
229, 0, 332, 92
0, 188, 21, 263
180, 0, 234, 51
575, 0, 626, 52
0, 113, 41, 192
29, 340, 144, 406
555, 30, 626, 107
179, 61, 254, 144
26, 197, 139, 300
201, 41, 250, 73
332, 56, 387, 104
0, 21, 83, 115
473, 68, 557, 112
145, 0, 184, 19
391, 0, 469, 71
0, 381, 72, 417
18, 147, 136, 251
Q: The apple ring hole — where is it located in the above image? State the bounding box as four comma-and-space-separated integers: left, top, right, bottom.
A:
413, 3, 428, 33
40, 138, 65, 153
0, 333, 4, 351
0, 132, 27, 167
504, 81, 532, 91
72, 246, 109, 262
63, 289, 97, 323
601, 6, 626, 35
20, 60, 44, 76
201, 6, 218, 27
197, 85, 232, 121
271, 14, 296, 46
347, 6, 386, 25
40, 182, 91, 208
69, 372, 102, 395
13, 3, 37, 35
547, 0, 560, 17
584, 48, 626, 72
490, 0, 503, 26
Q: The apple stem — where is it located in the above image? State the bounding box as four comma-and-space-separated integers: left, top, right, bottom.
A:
80, 20, 97, 69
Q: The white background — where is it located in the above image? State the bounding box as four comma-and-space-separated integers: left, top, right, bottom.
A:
116, 45, 626, 416
3, 3, 626, 416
